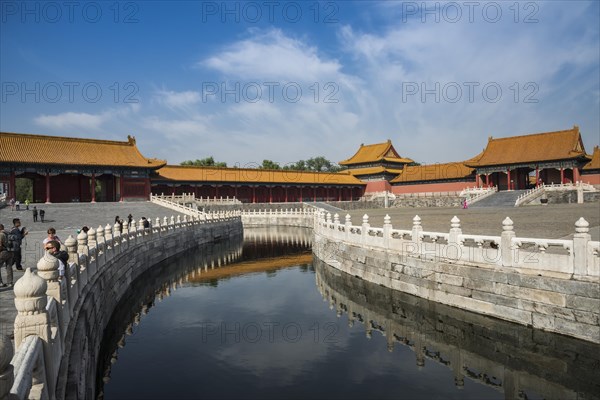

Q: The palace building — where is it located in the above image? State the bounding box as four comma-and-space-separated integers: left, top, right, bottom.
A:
152, 165, 365, 202
339, 140, 413, 182
0, 132, 165, 203
1, 126, 598, 203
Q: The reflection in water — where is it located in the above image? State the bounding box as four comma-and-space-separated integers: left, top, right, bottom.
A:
315, 258, 600, 400
97, 228, 312, 398
98, 227, 598, 400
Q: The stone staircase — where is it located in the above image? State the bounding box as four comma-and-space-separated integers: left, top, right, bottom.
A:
469, 190, 527, 208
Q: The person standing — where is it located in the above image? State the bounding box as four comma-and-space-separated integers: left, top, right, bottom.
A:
44, 240, 68, 279
39, 209, 45, 223
15, 200, 20, 211
127, 214, 133, 227
25, 199, 30, 210
33, 206, 38, 222
43, 228, 62, 245
0, 224, 14, 288
8, 218, 27, 271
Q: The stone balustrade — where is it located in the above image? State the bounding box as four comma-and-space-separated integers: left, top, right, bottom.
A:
515, 181, 599, 206
313, 209, 600, 342
462, 185, 497, 206
3, 213, 242, 400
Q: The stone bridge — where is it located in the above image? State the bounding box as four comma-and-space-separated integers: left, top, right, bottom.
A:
312, 210, 600, 343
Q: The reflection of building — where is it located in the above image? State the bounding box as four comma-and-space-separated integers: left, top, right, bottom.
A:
0, 132, 165, 202
314, 259, 600, 399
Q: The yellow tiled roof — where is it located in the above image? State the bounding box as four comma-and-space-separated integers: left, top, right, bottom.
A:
583, 146, 600, 170
339, 140, 413, 165
0, 131, 165, 169
465, 126, 588, 167
346, 166, 404, 176
391, 162, 474, 183
154, 165, 365, 185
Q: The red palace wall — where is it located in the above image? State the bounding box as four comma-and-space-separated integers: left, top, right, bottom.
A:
392, 180, 476, 194
364, 180, 392, 193
581, 173, 600, 185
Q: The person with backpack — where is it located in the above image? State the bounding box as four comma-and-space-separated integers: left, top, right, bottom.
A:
0, 224, 14, 287
8, 218, 27, 271
33, 206, 38, 222
39, 209, 45, 223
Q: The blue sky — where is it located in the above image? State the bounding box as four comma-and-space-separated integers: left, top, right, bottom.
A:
1, 1, 599, 166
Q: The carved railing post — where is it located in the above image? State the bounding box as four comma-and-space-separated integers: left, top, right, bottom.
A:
0, 335, 14, 400
449, 216, 462, 245
345, 214, 352, 241
501, 217, 515, 267
64, 235, 79, 314
361, 214, 370, 244
573, 217, 590, 276
13, 268, 54, 394
96, 225, 106, 267
104, 224, 113, 258
113, 222, 121, 254
412, 215, 423, 246
383, 214, 392, 249
77, 230, 89, 289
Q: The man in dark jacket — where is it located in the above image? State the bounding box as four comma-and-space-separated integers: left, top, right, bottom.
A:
0, 224, 14, 287
45, 240, 69, 278
9, 218, 27, 270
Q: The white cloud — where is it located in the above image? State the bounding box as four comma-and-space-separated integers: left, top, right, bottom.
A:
34, 111, 106, 130
200, 29, 342, 82
155, 90, 201, 109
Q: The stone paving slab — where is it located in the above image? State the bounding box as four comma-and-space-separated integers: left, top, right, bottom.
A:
346, 202, 600, 241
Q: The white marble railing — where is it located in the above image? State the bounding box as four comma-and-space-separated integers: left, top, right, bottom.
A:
515, 181, 598, 206
462, 186, 497, 206
314, 210, 599, 278
153, 193, 241, 204
2, 213, 239, 400
150, 194, 207, 218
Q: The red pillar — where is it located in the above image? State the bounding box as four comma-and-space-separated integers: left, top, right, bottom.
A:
144, 178, 150, 200
45, 172, 51, 203
299, 187, 303, 202
252, 186, 256, 203
560, 167, 564, 184
507, 169, 511, 191
535, 166, 539, 186
9, 171, 16, 200
338, 187, 342, 201
120, 176, 125, 202
325, 187, 329, 201
573, 166, 580, 183
91, 173, 96, 203
313, 186, 316, 202
485, 174, 489, 187
285, 186, 288, 202
269, 187, 272, 203
234, 186, 238, 200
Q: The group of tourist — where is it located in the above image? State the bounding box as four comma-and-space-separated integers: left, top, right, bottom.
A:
115, 214, 150, 230
7, 199, 46, 222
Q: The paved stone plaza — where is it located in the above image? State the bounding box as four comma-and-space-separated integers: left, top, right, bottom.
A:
347, 202, 600, 241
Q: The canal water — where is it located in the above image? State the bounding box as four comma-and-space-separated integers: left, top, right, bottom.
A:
98, 227, 600, 400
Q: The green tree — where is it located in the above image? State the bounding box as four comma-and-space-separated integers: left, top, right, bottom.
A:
260, 159, 281, 170
15, 178, 33, 202
181, 157, 227, 167
408, 161, 422, 166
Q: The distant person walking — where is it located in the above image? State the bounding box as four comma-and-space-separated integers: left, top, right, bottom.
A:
33, 206, 38, 222
0, 224, 14, 288
127, 214, 133, 227
39, 209, 45, 223
15, 200, 20, 210
9, 198, 15, 211
25, 199, 29, 210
